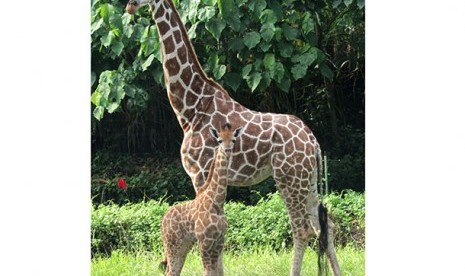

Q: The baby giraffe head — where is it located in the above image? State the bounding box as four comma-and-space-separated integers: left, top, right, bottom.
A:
125, 0, 151, 14
209, 123, 243, 156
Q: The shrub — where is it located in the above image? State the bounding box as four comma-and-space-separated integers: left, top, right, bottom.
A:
91, 200, 169, 256
323, 190, 365, 248
91, 190, 364, 256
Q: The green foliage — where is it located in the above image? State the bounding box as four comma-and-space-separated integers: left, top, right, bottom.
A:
323, 190, 365, 247
91, 0, 363, 116
91, 151, 194, 206
91, 191, 365, 256
224, 193, 291, 251
91, 200, 169, 256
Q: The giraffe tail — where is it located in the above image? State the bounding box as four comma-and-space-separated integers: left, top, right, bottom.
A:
159, 256, 167, 272
317, 202, 329, 276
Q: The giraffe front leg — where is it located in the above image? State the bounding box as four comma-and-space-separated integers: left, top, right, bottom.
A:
198, 237, 225, 276
215, 251, 224, 276
164, 238, 195, 276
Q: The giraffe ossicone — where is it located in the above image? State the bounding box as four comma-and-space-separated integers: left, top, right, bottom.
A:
125, 0, 341, 275
160, 123, 243, 276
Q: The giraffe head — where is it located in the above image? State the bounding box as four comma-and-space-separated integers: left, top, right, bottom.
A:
125, 0, 152, 14
209, 123, 243, 156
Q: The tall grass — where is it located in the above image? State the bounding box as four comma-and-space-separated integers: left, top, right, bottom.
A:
91, 247, 364, 276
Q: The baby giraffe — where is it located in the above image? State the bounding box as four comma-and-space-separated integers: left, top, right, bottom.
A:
160, 123, 243, 276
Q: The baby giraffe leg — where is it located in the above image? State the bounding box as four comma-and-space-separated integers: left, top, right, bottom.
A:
164, 238, 195, 276
198, 236, 225, 276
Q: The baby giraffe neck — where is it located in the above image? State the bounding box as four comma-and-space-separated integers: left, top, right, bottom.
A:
207, 149, 229, 204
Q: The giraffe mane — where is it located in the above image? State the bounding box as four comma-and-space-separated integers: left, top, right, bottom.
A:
197, 147, 218, 195
163, 0, 230, 96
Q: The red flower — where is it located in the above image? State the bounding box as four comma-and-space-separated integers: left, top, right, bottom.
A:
117, 178, 127, 190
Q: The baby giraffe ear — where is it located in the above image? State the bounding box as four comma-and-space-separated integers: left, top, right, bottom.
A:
234, 127, 244, 138
209, 127, 219, 139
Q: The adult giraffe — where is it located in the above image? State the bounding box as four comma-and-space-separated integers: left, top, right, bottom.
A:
126, 1, 341, 275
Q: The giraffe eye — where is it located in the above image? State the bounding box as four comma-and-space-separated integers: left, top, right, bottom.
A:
218, 139, 223, 144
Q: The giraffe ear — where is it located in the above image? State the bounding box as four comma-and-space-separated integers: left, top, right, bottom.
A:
209, 127, 219, 139
234, 127, 244, 138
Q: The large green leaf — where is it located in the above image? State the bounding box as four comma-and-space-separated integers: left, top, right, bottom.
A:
260, 9, 277, 24
91, 90, 101, 106
101, 30, 115, 47
213, 64, 227, 79
263, 53, 276, 72
272, 61, 285, 82
242, 64, 252, 78
282, 24, 298, 41
218, 0, 241, 31
141, 54, 155, 71
260, 23, 275, 42
246, 72, 262, 92
93, 106, 105, 121
259, 41, 271, 52
229, 37, 244, 51
99, 3, 116, 25
344, 0, 353, 6
224, 73, 242, 92
243, 32, 261, 49
187, 22, 199, 39
249, 0, 267, 16
302, 13, 315, 35
291, 63, 308, 80
198, 6, 216, 21
206, 18, 226, 40
91, 18, 104, 34
296, 49, 318, 67
111, 41, 124, 57
278, 42, 293, 58
107, 102, 120, 113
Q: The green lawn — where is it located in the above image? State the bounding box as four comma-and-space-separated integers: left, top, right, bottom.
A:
91, 247, 364, 276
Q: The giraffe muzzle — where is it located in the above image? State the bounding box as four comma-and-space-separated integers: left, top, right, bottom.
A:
125, 1, 139, 15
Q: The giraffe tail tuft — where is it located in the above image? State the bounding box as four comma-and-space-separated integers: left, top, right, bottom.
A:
317, 202, 329, 276
159, 257, 167, 272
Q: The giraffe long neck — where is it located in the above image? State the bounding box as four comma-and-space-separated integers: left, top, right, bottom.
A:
205, 148, 229, 204
150, 0, 214, 131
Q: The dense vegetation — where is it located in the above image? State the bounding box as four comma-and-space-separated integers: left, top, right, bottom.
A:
92, 191, 364, 256
91, 0, 365, 193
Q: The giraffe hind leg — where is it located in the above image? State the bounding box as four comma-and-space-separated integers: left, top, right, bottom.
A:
273, 179, 317, 276
325, 217, 341, 276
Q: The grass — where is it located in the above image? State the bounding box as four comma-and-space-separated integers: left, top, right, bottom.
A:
91, 247, 364, 276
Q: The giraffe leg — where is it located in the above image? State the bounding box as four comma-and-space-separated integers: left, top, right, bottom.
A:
198, 235, 225, 276
326, 218, 341, 276
164, 238, 195, 276
216, 251, 224, 276
275, 181, 316, 276
272, 152, 321, 276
